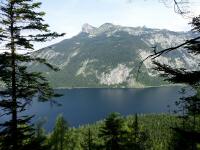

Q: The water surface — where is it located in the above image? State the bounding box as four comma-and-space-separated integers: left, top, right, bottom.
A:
28, 86, 185, 130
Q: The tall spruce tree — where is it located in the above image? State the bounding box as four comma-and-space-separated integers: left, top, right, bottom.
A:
81, 128, 95, 150
0, 0, 64, 150
99, 113, 124, 150
123, 114, 149, 150
49, 114, 68, 150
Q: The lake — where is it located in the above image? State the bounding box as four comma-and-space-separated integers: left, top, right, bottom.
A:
27, 86, 187, 131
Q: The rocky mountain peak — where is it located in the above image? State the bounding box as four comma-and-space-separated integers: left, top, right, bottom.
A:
98, 23, 116, 32
32, 23, 192, 88
82, 23, 96, 34
82, 23, 116, 35
99, 23, 115, 28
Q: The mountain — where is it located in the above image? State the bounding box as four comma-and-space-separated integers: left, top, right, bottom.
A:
30, 23, 195, 88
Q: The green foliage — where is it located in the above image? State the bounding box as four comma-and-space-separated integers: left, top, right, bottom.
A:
123, 114, 150, 150
152, 14, 200, 149
99, 112, 125, 150
0, 0, 63, 149
49, 114, 69, 150
45, 114, 179, 150
81, 128, 99, 150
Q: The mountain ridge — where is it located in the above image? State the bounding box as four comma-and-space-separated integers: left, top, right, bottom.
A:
30, 23, 195, 88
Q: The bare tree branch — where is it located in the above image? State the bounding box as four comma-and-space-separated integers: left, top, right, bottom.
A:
136, 35, 200, 80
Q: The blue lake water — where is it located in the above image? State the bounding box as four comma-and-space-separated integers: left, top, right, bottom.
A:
26, 86, 187, 131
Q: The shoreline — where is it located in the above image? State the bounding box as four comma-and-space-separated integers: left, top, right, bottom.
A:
54, 84, 185, 90
0, 84, 186, 90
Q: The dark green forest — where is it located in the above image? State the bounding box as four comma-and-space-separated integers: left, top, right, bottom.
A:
1, 0, 200, 150
31, 113, 200, 150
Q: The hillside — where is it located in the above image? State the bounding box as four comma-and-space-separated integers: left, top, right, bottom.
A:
30, 23, 195, 88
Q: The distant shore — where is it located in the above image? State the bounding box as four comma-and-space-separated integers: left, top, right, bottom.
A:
54, 84, 185, 90
0, 84, 187, 90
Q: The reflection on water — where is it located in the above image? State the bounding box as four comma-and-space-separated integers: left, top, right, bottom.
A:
1, 86, 192, 131
24, 86, 190, 131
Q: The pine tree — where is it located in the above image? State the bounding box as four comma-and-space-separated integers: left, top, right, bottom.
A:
32, 118, 50, 150
0, 0, 64, 150
99, 112, 124, 150
49, 114, 68, 150
124, 114, 149, 150
81, 128, 94, 150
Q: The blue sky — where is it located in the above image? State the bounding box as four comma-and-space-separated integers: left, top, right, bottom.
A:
35, 0, 200, 49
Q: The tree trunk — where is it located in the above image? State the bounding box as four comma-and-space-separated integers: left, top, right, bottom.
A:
10, 2, 18, 149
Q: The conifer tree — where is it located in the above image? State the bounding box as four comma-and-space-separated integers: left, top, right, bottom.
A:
99, 113, 124, 150
139, 14, 200, 149
81, 128, 95, 150
124, 114, 149, 150
49, 114, 68, 150
0, 0, 64, 150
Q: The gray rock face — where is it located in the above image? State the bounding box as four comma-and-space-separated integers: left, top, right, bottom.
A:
30, 23, 195, 88
82, 23, 96, 34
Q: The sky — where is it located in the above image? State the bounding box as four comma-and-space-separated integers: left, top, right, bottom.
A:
35, 0, 200, 49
